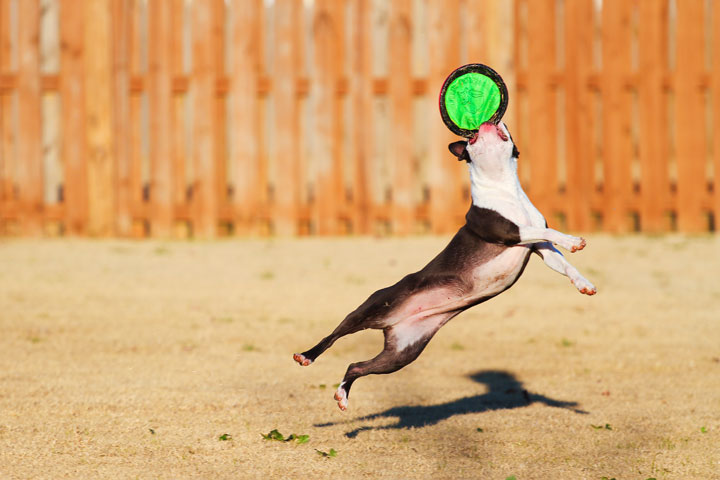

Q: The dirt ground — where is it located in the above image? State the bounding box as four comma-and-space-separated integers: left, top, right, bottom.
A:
0, 234, 718, 479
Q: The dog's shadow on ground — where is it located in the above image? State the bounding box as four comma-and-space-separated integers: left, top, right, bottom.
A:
316, 370, 588, 438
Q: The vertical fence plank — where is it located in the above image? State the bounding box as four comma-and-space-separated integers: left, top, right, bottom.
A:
675, 0, 707, 232
351, 0, 372, 234
389, 0, 413, 234
229, 0, 261, 234
601, 0, 633, 232
713, 0, 720, 228
84, 0, 116, 236
191, 0, 218, 238
213, 0, 227, 228
0, 0, 13, 222
17, 0, 43, 234
170, 0, 186, 230
524, 0, 556, 219
638, 0, 669, 232
60, 0, 87, 234
427, 0, 461, 234
148, 0, 173, 236
113, 0, 132, 236
564, 0, 593, 231
273, 0, 301, 235
312, 0, 343, 235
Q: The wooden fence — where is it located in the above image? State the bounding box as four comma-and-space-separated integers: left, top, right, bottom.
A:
0, 0, 719, 238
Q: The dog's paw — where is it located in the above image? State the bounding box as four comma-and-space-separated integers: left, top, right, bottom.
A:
572, 276, 597, 296
334, 384, 349, 411
557, 235, 586, 252
570, 237, 587, 253
293, 353, 313, 366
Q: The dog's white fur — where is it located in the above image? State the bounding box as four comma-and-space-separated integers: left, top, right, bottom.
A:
468, 122, 596, 295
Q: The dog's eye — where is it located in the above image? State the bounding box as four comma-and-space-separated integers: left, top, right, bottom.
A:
512, 145, 520, 158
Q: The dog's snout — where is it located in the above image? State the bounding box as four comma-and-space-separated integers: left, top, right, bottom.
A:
476, 122, 508, 142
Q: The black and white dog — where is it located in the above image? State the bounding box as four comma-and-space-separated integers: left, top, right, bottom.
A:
294, 121, 596, 411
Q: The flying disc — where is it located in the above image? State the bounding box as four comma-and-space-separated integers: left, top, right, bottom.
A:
439, 64, 508, 138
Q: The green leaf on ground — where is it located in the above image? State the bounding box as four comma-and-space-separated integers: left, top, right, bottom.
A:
218, 433, 232, 441
261, 429, 309, 444
316, 448, 337, 458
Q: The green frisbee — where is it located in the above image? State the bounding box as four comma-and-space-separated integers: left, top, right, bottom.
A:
439, 64, 508, 138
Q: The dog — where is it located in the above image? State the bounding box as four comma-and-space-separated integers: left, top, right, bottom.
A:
293, 121, 596, 411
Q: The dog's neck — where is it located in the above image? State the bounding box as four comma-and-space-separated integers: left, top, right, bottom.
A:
468, 155, 522, 205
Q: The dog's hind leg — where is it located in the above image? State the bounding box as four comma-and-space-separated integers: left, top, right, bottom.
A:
333, 312, 454, 410
293, 282, 412, 366
293, 320, 362, 366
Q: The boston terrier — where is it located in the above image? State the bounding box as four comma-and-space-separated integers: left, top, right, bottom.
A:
293, 121, 596, 411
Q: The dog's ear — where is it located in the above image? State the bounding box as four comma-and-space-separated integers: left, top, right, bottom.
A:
448, 141, 471, 162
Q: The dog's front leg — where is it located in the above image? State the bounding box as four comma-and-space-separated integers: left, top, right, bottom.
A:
518, 226, 586, 252
533, 242, 596, 295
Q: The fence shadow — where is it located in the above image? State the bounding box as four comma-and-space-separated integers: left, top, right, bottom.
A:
316, 369, 588, 438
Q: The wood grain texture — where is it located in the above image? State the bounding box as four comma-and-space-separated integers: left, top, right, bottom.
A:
601, 0, 633, 232
17, 0, 43, 234
112, 0, 132, 236
563, 0, 593, 231
350, 0, 372, 234
675, 0, 707, 232
427, 0, 462, 234
229, 0, 262, 234
84, 0, 116, 236
312, 0, 344, 235
638, 0, 669, 232
191, 0, 218, 238
0, 0, 14, 220
389, 0, 413, 234
60, 0, 87, 234
524, 0, 556, 220
713, 0, 720, 229
272, 0, 301, 235
148, 0, 173, 236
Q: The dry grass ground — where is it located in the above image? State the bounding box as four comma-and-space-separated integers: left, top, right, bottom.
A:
0, 235, 718, 479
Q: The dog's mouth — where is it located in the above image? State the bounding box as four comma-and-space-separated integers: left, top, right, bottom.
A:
470, 123, 508, 144
496, 127, 508, 142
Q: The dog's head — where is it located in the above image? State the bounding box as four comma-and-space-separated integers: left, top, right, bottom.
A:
448, 122, 519, 165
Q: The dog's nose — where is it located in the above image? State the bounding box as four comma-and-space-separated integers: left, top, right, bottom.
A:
478, 122, 496, 133
478, 121, 508, 142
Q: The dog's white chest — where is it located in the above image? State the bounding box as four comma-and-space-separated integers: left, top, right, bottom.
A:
469, 246, 530, 297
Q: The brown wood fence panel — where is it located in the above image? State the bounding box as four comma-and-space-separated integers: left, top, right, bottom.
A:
0, 0, 14, 234
563, 0, 593, 231
0, 0, 718, 237
148, 0, 173, 237
675, 0, 707, 232
60, 0, 87, 235
523, 0, 556, 219
638, 0, 669, 233
714, 1, 720, 230
16, 0, 42, 235
601, 0, 633, 232
230, 0, 262, 235
389, 0, 413, 235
